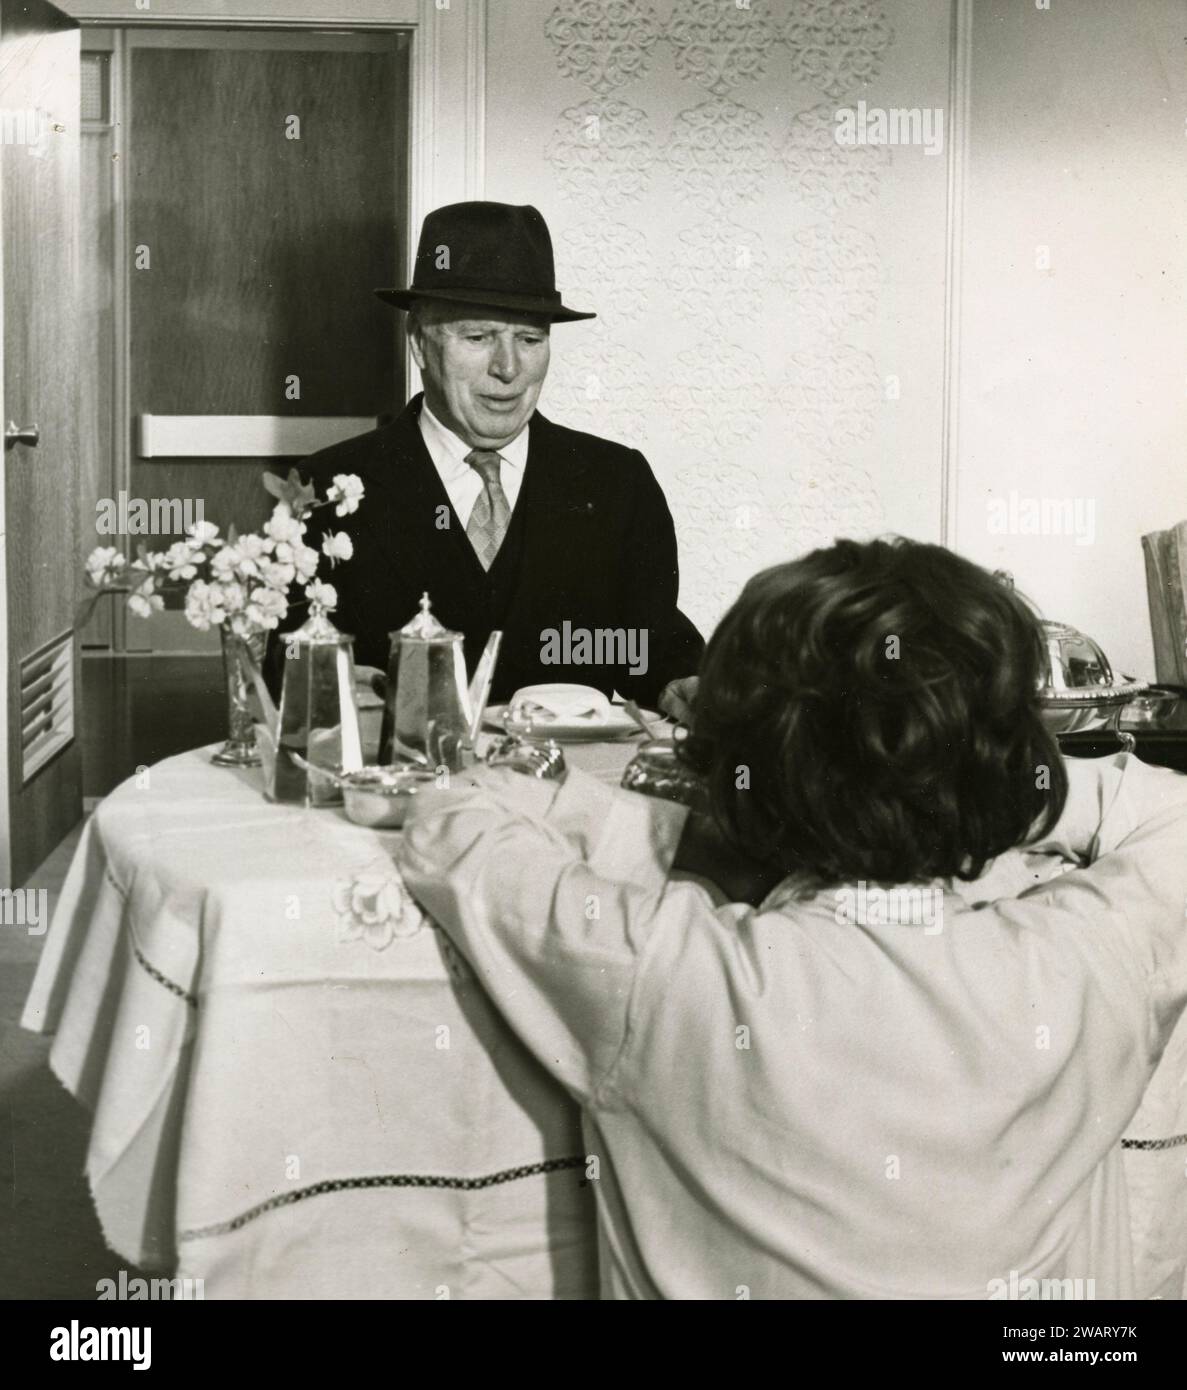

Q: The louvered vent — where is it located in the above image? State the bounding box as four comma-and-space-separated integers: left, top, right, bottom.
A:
20, 631, 74, 783
80, 52, 110, 125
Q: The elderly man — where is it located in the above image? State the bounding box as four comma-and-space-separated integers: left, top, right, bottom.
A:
285, 201, 703, 712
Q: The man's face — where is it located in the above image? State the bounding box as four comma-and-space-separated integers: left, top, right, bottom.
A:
409, 302, 551, 449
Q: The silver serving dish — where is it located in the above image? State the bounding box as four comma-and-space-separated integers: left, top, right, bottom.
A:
1038, 620, 1147, 734
483, 734, 567, 780
620, 739, 706, 809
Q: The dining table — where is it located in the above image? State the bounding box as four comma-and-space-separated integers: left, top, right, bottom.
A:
20, 713, 1187, 1300
19, 711, 647, 1300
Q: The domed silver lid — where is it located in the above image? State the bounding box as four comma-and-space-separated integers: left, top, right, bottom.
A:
1037, 620, 1146, 707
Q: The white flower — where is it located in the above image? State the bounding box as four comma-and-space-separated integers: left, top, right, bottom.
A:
244, 586, 287, 631
327, 473, 364, 517
321, 531, 353, 564
161, 541, 199, 581
264, 503, 304, 546
306, 579, 338, 613
85, 546, 127, 587
186, 520, 220, 548
209, 546, 238, 581
184, 579, 227, 631
259, 558, 296, 591
127, 577, 164, 619
237, 533, 268, 562
210, 544, 260, 582
292, 543, 319, 582
216, 580, 246, 613
332, 873, 421, 951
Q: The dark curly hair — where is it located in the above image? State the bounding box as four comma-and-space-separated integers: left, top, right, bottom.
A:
679, 537, 1067, 886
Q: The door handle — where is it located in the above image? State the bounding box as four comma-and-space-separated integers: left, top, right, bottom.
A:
5, 421, 40, 450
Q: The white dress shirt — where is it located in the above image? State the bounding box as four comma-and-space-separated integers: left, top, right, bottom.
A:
418, 399, 528, 528
398, 752, 1187, 1300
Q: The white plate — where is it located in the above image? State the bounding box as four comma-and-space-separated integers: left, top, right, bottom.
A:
484, 704, 661, 743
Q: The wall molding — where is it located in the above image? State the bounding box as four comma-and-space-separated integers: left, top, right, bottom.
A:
941, 0, 972, 549
61, 1, 421, 23
136, 414, 378, 458
406, 0, 486, 397
111, 28, 129, 650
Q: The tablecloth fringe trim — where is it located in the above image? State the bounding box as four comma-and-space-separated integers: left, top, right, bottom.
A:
1120, 1133, 1187, 1151
131, 942, 198, 1009
178, 1155, 588, 1241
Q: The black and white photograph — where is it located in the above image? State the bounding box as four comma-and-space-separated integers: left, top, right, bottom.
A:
1, 0, 1186, 1346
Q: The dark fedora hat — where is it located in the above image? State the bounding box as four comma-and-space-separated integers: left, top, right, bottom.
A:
374, 201, 595, 323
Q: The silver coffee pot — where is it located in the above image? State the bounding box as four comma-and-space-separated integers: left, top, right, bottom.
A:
270, 611, 364, 803
379, 593, 501, 772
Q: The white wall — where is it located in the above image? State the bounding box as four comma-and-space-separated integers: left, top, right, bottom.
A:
484, 0, 954, 637
955, 0, 1187, 680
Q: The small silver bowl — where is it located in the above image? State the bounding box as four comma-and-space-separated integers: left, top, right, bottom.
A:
340, 765, 439, 829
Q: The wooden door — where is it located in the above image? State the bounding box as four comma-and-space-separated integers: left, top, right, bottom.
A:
0, 0, 82, 886
125, 29, 407, 652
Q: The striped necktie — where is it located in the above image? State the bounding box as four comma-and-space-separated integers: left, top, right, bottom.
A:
465, 448, 511, 571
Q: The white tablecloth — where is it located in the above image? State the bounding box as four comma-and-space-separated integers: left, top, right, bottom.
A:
21, 740, 634, 1299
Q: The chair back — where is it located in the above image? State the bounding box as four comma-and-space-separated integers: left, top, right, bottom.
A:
1142, 522, 1187, 686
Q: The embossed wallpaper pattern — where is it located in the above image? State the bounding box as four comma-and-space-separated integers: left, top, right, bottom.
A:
487, 0, 950, 636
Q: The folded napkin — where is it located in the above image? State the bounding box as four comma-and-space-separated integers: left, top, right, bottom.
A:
509, 684, 613, 723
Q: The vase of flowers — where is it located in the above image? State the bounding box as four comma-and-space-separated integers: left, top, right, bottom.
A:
83, 468, 365, 766
213, 628, 269, 767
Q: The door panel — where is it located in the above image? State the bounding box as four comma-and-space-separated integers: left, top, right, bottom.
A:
1, 0, 82, 885
126, 32, 407, 650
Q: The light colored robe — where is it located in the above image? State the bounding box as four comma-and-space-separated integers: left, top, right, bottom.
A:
398, 753, 1187, 1299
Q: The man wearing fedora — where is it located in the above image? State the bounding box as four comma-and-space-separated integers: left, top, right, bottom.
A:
285, 200, 703, 713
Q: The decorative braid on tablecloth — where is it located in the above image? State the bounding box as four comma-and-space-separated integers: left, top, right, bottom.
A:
1121, 1134, 1187, 1151
178, 1156, 589, 1241
131, 942, 198, 1009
